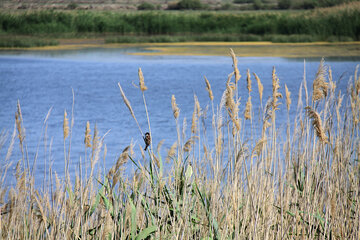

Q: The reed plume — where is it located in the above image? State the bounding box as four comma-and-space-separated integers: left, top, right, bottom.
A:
204, 76, 214, 101
91, 123, 99, 153
171, 95, 180, 119
118, 82, 143, 136
253, 137, 267, 157
253, 72, 263, 103
230, 48, 240, 83
84, 121, 91, 148
138, 68, 147, 92
183, 136, 198, 152
225, 82, 240, 131
313, 58, 328, 101
328, 66, 336, 93
191, 95, 201, 134
166, 142, 177, 163
305, 106, 328, 143
246, 69, 252, 93
63, 110, 69, 140
285, 84, 291, 112
245, 96, 252, 120
15, 100, 24, 145
156, 139, 164, 154
272, 67, 282, 111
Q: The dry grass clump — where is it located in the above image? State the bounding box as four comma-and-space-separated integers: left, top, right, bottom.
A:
0, 51, 359, 239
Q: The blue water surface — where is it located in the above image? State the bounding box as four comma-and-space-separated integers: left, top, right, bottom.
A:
0, 47, 359, 186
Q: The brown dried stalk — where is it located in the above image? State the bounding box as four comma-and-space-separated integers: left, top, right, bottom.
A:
305, 106, 328, 143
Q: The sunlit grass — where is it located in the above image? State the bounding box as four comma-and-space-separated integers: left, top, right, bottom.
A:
0, 49, 359, 239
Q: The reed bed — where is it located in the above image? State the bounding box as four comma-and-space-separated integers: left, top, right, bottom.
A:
1, 2, 360, 47
0, 50, 359, 239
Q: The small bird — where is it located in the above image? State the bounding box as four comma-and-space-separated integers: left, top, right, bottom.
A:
143, 132, 151, 151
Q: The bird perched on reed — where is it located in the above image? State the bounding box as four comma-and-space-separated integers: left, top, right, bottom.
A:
143, 132, 151, 151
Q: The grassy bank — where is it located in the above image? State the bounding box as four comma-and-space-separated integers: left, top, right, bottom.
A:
0, 49, 359, 239
0, 2, 360, 47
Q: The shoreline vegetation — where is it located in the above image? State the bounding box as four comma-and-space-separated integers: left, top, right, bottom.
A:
0, 49, 359, 238
1, 2, 360, 48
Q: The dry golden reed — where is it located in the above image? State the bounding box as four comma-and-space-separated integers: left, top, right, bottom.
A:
171, 95, 180, 119
253, 73, 263, 103
117, 146, 130, 167
305, 106, 328, 143
225, 83, 241, 131
230, 48, 240, 83
246, 69, 252, 93
183, 136, 198, 152
285, 84, 291, 112
84, 121, 91, 148
328, 66, 336, 92
313, 58, 329, 101
253, 137, 267, 157
156, 139, 164, 154
336, 91, 343, 122
118, 83, 136, 123
204, 76, 214, 101
138, 68, 147, 92
166, 142, 177, 163
244, 96, 252, 120
91, 123, 99, 152
191, 95, 201, 134
15, 101, 24, 144
272, 67, 283, 110
63, 110, 69, 140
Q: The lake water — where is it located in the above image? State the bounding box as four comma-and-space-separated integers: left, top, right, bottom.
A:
0, 47, 359, 186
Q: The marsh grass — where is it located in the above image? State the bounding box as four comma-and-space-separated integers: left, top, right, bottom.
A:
1, 2, 360, 47
0, 49, 359, 239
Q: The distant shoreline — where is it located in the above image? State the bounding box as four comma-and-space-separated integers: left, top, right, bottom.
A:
3, 40, 360, 58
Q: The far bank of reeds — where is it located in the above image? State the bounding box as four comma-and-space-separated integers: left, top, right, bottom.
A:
0, 49, 359, 239
0, 2, 360, 47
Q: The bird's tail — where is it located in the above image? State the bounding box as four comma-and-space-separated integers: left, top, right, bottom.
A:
144, 145, 148, 151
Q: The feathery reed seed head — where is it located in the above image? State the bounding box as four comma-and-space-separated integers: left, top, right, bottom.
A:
285, 84, 291, 112
118, 82, 137, 122
92, 123, 99, 152
171, 95, 180, 119
138, 68, 147, 92
246, 69, 252, 93
84, 121, 92, 148
166, 142, 177, 163
253, 73, 263, 103
204, 76, 214, 101
305, 106, 328, 143
15, 101, 24, 144
313, 58, 329, 101
63, 110, 69, 140
272, 67, 283, 110
245, 96, 252, 120
230, 48, 240, 83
